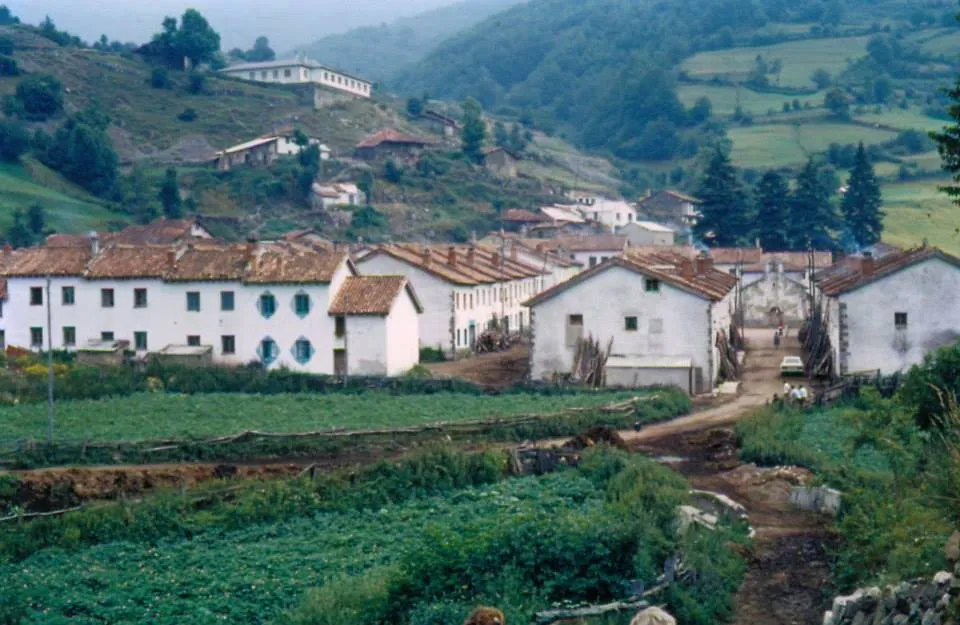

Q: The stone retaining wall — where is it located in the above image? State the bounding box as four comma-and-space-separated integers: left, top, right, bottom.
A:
824, 570, 959, 625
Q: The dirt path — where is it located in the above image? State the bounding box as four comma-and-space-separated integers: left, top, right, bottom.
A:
425, 344, 531, 388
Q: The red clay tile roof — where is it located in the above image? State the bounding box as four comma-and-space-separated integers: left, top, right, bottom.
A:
555, 235, 628, 253
361, 244, 544, 286
708, 247, 765, 265
85, 245, 173, 279
741, 251, 834, 273
167, 243, 251, 282
525, 251, 737, 306
328, 276, 423, 315
245, 242, 348, 284
45, 220, 208, 249
818, 247, 958, 296
355, 128, 434, 149
502, 209, 544, 223
1, 246, 92, 277
0, 279, 7, 299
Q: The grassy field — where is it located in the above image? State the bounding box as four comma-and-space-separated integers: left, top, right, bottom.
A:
880, 177, 960, 254
680, 35, 872, 89
909, 28, 960, 56
677, 84, 824, 116
853, 107, 950, 133
0, 160, 122, 232
1, 390, 645, 442
727, 122, 896, 168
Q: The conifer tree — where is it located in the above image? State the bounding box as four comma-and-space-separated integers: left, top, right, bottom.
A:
160, 167, 182, 219
754, 170, 790, 250
841, 142, 884, 248
788, 158, 838, 250
693, 147, 750, 247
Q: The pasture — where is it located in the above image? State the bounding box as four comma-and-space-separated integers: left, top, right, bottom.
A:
677, 84, 824, 116
727, 122, 895, 169
880, 178, 960, 255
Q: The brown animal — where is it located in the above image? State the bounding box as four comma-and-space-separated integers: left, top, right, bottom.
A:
463, 606, 505, 625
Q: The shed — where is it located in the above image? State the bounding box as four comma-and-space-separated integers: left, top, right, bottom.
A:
606, 355, 695, 394
152, 344, 215, 367
77, 339, 130, 366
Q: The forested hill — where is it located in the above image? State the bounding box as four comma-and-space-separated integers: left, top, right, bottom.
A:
289, 0, 525, 83
395, 0, 954, 158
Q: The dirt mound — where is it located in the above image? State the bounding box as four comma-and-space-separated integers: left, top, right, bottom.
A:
563, 425, 629, 451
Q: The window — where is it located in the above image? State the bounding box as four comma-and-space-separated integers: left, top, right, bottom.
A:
187, 335, 201, 347
261, 71, 267, 79
644, 278, 660, 293
566, 314, 584, 348
101, 288, 115, 308
294, 292, 311, 317
258, 338, 278, 365
293, 338, 313, 364
895, 312, 908, 329
101, 331, 114, 342
589, 256, 598, 267
62, 286, 75, 305
273, 70, 279, 79
221, 335, 236, 355
334, 315, 346, 338
616, 213, 621, 222
62, 326, 75, 347
0, 330, 5, 350
249, 72, 255, 80
30, 327, 42, 347
134, 331, 148, 351
221, 291, 235, 311
284, 69, 291, 77
186, 291, 200, 312
457, 329, 461, 347
625, 316, 638, 331
30, 287, 42, 306
259, 293, 276, 318
134, 288, 148, 308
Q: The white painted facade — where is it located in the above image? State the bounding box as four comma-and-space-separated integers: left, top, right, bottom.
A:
618, 221, 675, 247
579, 199, 638, 232
742, 271, 809, 326
356, 253, 543, 354
509, 248, 580, 290
529, 264, 735, 393
571, 249, 622, 269
220, 58, 372, 99
826, 257, 960, 375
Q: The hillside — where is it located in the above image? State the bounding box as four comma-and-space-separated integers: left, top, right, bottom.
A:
290, 0, 526, 84
397, 0, 960, 253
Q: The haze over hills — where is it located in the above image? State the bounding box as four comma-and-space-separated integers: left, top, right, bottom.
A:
289, 0, 526, 83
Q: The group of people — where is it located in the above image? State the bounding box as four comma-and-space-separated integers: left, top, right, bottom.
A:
781, 382, 809, 407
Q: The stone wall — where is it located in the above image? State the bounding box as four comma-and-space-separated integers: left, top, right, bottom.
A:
824, 570, 959, 625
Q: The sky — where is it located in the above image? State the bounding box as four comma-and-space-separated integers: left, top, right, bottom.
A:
5, 0, 462, 50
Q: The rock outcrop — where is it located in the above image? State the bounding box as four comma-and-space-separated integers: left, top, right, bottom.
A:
824, 570, 958, 625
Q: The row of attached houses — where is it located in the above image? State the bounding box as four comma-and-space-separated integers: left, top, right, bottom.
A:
356, 244, 548, 354
0, 236, 422, 377
526, 252, 738, 394
816, 246, 960, 377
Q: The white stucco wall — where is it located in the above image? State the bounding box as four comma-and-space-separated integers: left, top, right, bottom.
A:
742, 273, 808, 326
221, 63, 371, 98
386, 290, 421, 375
345, 315, 387, 376
530, 265, 716, 389
572, 250, 621, 269
836, 258, 960, 375
620, 225, 674, 247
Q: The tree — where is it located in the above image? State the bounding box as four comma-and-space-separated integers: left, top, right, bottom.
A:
15, 74, 63, 120
118, 166, 160, 224
461, 97, 486, 163
245, 36, 274, 62
693, 147, 751, 247
175, 9, 221, 68
405, 97, 422, 117
872, 76, 893, 103
160, 168, 182, 218
626, 118, 679, 161
867, 35, 896, 67
507, 124, 528, 153
841, 142, 884, 248
151, 67, 170, 89
824, 88, 849, 119
26, 203, 45, 235
5, 208, 32, 248
811, 68, 832, 89
292, 129, 309, 149
0, 5, 19, 25
754, 171, 791, 250
358, 170, 375, 205
62, 122, 118, 195
0, 120, 29, 161
689, 96, 713, 124
788, 158, 839, 250
384, 159, 403, 183
931, 64, 960, 206
0, 35, 14, 56
493, 121, 509, 147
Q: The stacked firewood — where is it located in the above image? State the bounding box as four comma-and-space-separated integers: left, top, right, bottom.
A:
801, 304, 834, 378
473, 330, 521, 353
570, 335, 612, 388
715, 329, 740, 381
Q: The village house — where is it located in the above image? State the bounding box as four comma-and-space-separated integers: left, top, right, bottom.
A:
525, 252, 738, 394
817, 247, 960, 376
219, 57, 372, 99
636, 190, 701, 235
618, 221, 675, 247
421, 110, 461, 137
579, 198, 638, 232
355, 244, 546, 355
214, 133, 327, 172
554, 234, 629, 268
482, 147, 520, 179
500, 209, 544, 233
355, 129, 435, 161
479, 233, 582, 290
311, 182, 365, 209
0, 236, 422, 376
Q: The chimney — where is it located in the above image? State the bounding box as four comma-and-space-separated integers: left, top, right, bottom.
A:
680, 258, 695, 279
166, 248, 177, 269
492, 251, 501, 266
695, 254, 713, 274
467, 246, 476, 266
447, 246, 457, 267
421, 247, 431, 266
861, 251, 875, 277
536, 243, 544, 253
510, 246, 518, 261
89, 231, 100, 256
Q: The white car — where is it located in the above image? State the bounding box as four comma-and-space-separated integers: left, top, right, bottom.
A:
780, 356, 804, 377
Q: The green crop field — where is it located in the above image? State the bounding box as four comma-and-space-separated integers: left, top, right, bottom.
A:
853, 108, 950, 133
0, 390, 645, 442
680, 35, 872, 89
727, 121, 896, 168
677, 84, 824, 116
911, 28, 960, 56
881, 178, 960, 255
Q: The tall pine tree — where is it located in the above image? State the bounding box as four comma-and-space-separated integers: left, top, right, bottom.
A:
160, 167, 182, 219
788, 158, 839, 250
693, 147, 750, 247
754, 171, 791, 250
841, 142, 884, 248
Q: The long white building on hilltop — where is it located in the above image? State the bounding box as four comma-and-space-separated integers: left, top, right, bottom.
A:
219, 57, 372, 99
0, 227, 422, 377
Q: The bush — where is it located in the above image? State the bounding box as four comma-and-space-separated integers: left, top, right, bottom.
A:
0, 35, 13, 56
177, 107, 197, 122
14, 74, 63, 121
150, 66, 170, 89
898, 340, 960, 428
187, 73, 206, 94
0, 120, 29, 161
0, 55, 18, 76
418, 347, 446, 363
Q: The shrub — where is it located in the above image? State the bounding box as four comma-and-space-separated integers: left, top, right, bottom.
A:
14, 74, 63, 121
187, 73, 206, 94
177, 107, 197, 122
0, 35, 14, 56
0, 120, 29, 161
0, 55, 18, 76
898, 340, 960, 428
418, 347, 446, 363
150, 66, 170, 89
